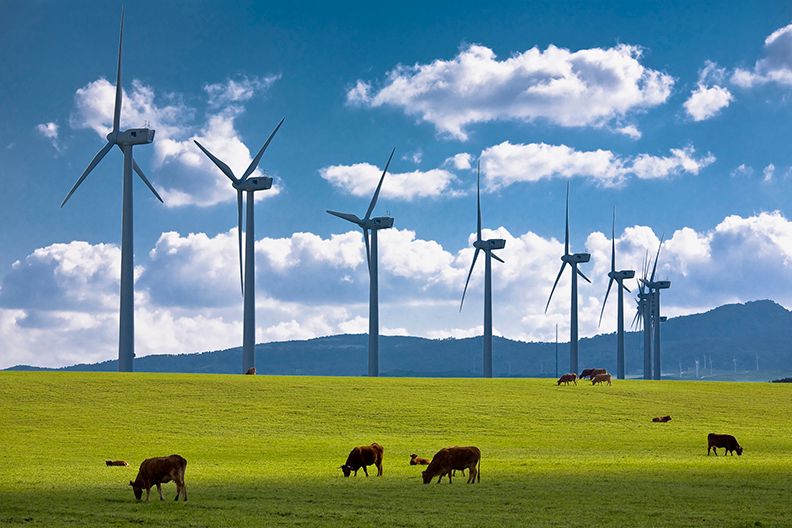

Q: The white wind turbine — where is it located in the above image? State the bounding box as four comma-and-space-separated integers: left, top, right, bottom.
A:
61, 9, 162, 372
194, 118, 285, 374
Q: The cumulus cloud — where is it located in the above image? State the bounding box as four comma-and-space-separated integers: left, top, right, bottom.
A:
479, 141, 714, 189
35, 122, 60, 150
320, 162, 460, 200
69, 75, 280, 208
443, 153, 473, 170
684, 61, 733, 121
6, 212, 792, 368
347, 43, 674, 140
732, 23, 792, 87
731, 163, 754, 177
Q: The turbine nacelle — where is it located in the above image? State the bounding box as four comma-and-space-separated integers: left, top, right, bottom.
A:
609, 269, 635, 280
111, 128, 155, 146
643, 279, 671, 290
233, 176, 273, 192
362, 216, 394, 230
563, 252, 590, 264
474, 239, 506, 251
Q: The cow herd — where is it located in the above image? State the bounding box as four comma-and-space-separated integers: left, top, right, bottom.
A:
556, 368, 612, 385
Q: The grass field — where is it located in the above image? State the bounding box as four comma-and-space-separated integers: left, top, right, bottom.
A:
0, 372, 790, 527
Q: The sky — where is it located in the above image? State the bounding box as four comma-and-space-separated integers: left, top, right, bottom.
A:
3, 0, 792, 368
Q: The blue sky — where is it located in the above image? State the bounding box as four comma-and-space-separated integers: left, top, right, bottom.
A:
3, 1, 792, 368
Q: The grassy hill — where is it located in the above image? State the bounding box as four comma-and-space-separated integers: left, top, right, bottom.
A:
0, 372, 790, 527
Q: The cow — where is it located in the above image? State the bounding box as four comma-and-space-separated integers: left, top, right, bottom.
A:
580, 368, 607, 380
129, 454, 187, 502
652, 416, 672, 423
422, 446, 480, 484
340, 443, 383, 477
106, 460, 129, 466
244, 367, 256, 375
707, 433, 743, 456
592, 373, 612, 385
410, 454, 430, 465
557, 373, 577, 385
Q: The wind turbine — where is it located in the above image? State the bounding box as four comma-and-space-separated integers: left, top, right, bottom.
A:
61, 9, 162, 372
598, 208, 634, 379
545, 183, 591, 375
327, 149, 395, 377
460, 163, 505, 378
641, 237, 670, 380
632, 251, 653, 380
193, 118, 284, 374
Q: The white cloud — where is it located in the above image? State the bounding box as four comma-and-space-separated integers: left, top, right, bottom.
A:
35, 122, 60, 150
320, 162, 459, 200
732, 23, 792, 87
7, 212, 792, 368
763, 163, 776, 183
479, 141, 714, 188
69, 76, 280, 208
731, 163, 754, 177
402, 149, 423, 164
443, 153, 473, 170
348, 43, 674, 140
684, 61, 733, 121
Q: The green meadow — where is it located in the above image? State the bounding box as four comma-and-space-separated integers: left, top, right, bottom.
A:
0, 372, 790, 527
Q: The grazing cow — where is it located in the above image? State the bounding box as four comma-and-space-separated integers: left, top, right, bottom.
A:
106, 460, 129, 466
557, 373, 577, 385
580, 368, 607, 380
244, 367, 256, 375
707, 433, 743, 456
422, 446, 480, 484
592, 373, 612, 385
652, 416, 672, 423
129, 454, 187, 502
340, 443, 384, 477
579, 368, 595, 379
410, 454, 430, 465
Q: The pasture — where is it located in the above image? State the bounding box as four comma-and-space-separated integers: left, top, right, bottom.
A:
0, 372, 790, 527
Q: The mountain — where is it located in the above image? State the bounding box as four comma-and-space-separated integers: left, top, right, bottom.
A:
7, 300, 792, 379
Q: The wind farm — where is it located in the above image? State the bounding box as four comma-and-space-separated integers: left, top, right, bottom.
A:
3, 3, 792, 527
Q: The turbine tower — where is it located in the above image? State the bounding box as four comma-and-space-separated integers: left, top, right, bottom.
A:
598, 208, 634, 379
546, 183, 591, 375
460, 163, 506, 378
632, 251, 653, 380
194, 118, 284, 374
641, 237, 670, 380
61, 9, 162, 372
327, 149, 395, 377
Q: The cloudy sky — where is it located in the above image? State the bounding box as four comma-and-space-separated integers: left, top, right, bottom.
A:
3, 1, 792, 368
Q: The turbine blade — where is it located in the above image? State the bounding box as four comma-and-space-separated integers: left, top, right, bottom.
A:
363, 228, 371, 272
61, 141, 114, 207
112, 7, 124, 134
477, 161, 482, 242
326, 210, 362, 225
237, 189, 244, 295
650, 234, 665, 282
577, 268, 592, 284
194, 140, 238, 183
545, 262, 567, 313
564, 182, 570, 256
491, 251, 504, 264
599, 278, 614, 327
364, 147, 395, 221
132, 159, 164, 203
611, 207, 616, 273
240, 117, 285, 181
459, 248, 481, 312
622, 283, 631, 294
631, 309, 640, 329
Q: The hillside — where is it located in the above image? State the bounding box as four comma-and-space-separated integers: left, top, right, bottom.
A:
8, 300, 792, 378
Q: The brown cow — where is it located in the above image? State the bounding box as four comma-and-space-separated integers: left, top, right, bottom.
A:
106, 460, 129, 466
244, 367, 256, 375
340, 443, 383, 477
422, 446, 480, 484
557, 373, 577, 385
410, 454, 430, 465
707, 433, 743, 456
580, 368, 607, 380
592, 373, 612, 385
652, 416, 672, 423
129, 454, 187, 502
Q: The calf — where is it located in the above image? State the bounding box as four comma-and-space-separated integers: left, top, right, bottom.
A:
707, 433, 743, 456
592, 373, 612, 385
557, 373, 577, 385
129, 454, 187, 502
410, 454, 430, 465
422, 446, 480, 484
340, 443, 383, 477
106, 460, 129, 466
652, 416, 672, 423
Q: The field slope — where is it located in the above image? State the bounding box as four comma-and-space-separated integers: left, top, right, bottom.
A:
0, 372, 790, 527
